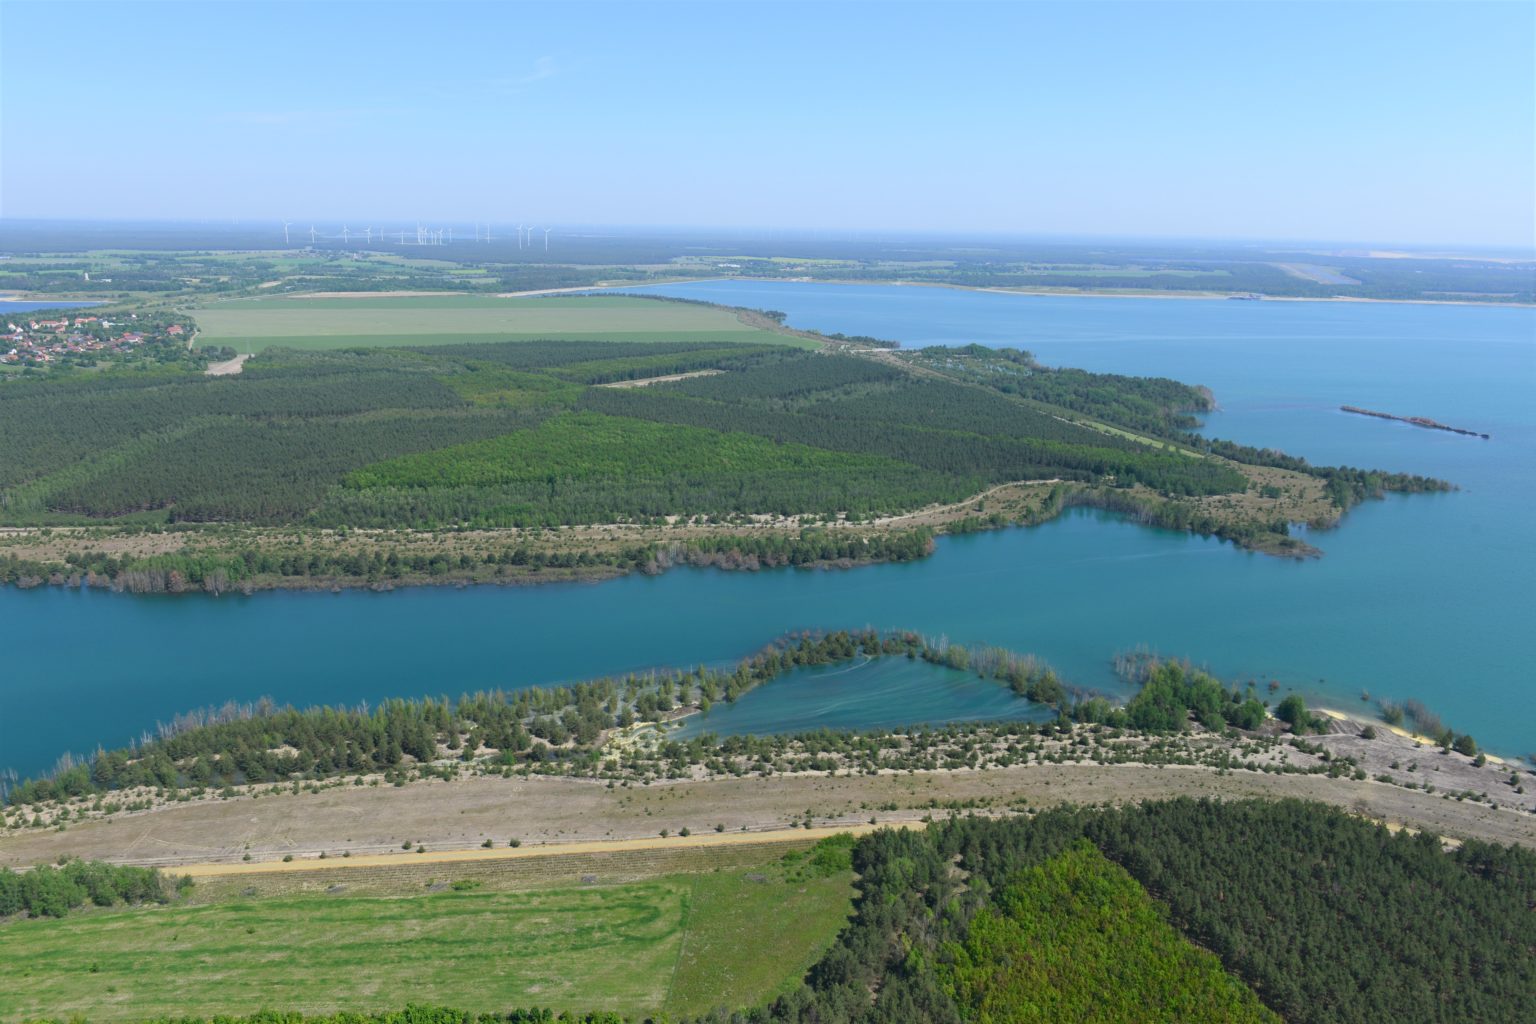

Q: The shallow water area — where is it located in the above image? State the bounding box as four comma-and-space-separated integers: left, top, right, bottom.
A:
673, 656, 1055, 740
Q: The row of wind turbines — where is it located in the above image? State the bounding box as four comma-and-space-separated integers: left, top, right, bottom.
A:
279, 222, 554, 251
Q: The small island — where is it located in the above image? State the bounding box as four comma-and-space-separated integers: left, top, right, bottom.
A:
1341, 405, 1489, 439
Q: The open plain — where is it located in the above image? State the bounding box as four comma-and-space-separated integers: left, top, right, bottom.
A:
190, 294, 789, 350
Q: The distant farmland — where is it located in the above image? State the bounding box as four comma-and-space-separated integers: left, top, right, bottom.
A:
192, 294, 791, 351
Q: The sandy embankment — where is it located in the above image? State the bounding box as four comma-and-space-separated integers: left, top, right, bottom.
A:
5, 756, 1531, 874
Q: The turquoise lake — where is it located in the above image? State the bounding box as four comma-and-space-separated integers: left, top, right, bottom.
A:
1, 284, 1532, 777
674, 656, 1056, 740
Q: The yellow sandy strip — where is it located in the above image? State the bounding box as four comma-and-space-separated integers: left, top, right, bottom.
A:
172, 821, 923, 878
595, 369, 724, 389
1318, 707, 1506, 764
286, 290, 467, 299
1384, 723, 1443, 745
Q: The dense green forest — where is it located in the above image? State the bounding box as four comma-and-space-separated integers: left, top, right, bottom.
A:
0, 317, 1453, 595
26, 802, 1534, 1023
907, 344, 1452, 508
909, 344, 1216, 435
730, 800, 1536, 1024
939, 841, 1280, 1022
0, 336, 1253, 531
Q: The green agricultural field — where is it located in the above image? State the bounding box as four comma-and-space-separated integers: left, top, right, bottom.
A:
191, 295, 791, 351
0, 863, 853, 1022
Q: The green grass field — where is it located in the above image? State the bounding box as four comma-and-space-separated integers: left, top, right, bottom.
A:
0, 859, 853, 1022
192, 295, 790, 352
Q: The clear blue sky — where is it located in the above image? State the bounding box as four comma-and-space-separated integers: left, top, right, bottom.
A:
2, 1, 1531, 247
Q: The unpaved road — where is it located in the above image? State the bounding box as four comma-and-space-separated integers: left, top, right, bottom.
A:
173, 821, 906, 878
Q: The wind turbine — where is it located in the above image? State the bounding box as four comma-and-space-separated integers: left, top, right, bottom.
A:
282, 221, 292, 245
517, 224, 524, 249
544, 227, 551, 252
484, 222, 493, 243
364, 227, 372, 244
342, 225, 350, 244
309, 225, 318, 244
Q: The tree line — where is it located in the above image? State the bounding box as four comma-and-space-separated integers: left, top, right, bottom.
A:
5, 628, 1342, 809
0, 859, 172, 919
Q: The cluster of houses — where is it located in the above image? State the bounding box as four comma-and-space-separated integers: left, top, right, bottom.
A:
1, 314, 177, 366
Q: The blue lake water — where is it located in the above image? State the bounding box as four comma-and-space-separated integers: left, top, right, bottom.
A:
2, 284, 1532, 777
674, 656, 1055, 739
0, 299, 104, 313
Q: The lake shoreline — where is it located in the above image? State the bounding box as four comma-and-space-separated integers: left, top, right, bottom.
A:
614, 277, 1536, 310
1, 465, 1366, 600
0, 496, 1329, 599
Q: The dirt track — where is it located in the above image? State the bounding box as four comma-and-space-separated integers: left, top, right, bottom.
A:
596, 369, 724, 388
172, 822, 901, 878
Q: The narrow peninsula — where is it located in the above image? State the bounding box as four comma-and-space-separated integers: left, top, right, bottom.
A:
1342, 405, 1490, 439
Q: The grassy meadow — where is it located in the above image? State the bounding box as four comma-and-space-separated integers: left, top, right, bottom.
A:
0, 858, 853, 1021
191, 295, 791, 351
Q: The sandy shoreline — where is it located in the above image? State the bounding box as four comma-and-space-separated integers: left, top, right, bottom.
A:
5, 278, 1529, 310
583, 275, 1532, 310
663, 276, 1536, 310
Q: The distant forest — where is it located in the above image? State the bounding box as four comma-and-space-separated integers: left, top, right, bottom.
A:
0, 340, 1248, 531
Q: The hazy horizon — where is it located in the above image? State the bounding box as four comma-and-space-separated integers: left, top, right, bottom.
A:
2, 216, 1530, 260
2, 1, 1532, 249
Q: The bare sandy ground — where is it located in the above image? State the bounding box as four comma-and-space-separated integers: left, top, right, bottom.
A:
204, 353, 251, 376
495, 285, 619, 298
5, 762, 1530, 873
596, 369, 724, 388
285, 290, 468, 299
